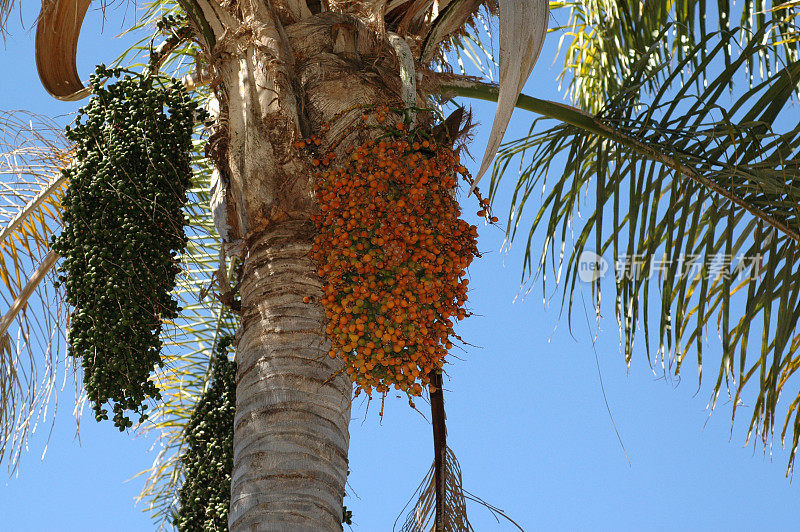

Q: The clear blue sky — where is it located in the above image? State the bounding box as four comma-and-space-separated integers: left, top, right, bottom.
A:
1, 4, 799, 531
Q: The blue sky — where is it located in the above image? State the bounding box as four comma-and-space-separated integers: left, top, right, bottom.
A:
1, 4, 799, 531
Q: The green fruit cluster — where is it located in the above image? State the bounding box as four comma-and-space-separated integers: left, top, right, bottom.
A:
52, 65, 201, 429
174, 336, 236, 532
156, 12, 186, 32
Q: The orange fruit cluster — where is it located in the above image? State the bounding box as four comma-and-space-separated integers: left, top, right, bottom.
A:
309, 126, 480, 398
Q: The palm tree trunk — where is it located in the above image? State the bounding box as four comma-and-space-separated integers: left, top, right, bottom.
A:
211, 11, 413, 529
230, 219, 351, 530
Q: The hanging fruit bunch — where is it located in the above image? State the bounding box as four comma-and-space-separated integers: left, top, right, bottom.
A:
308, 108, 481, 400
52, 65, 202, 429
173, 336, 236, 532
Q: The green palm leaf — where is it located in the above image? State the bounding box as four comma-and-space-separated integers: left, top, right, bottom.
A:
552, 1, 800, 113
490, 22, 800, 473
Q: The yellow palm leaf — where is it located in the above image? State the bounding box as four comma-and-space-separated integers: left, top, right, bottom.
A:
0, 110, 70, 472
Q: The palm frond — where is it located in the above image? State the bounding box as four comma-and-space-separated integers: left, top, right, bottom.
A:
35, 0, 93, 101
489, 23, 800, 472
420, 0, 483, 62
439, 20, 497, 81
552, 0, 800, 113
431, 2, 549, 185
0, 0, 15, 35
395, 446, 524, 531
397, 447, 475, 532
0, 111, 71, 473
384, 0, 497, 61
112, 0, 211, 95
473, 0, 547, 183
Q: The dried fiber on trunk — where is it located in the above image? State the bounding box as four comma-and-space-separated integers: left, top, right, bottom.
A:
397, 446, 474, 532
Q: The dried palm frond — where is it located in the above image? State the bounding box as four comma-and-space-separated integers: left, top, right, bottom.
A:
35, 0, 93, 101
0, 0, 15, 35
473, 0, 548, 185
439, 11, 497, 82
0, 111, 71, 473
396, 446, 524, 532
420, 0, 479, 61
385, 0, 493, 56
397, 447, 474, 532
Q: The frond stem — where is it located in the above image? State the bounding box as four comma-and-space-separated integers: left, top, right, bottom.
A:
0, 250, 59, 339
441, 79, 800, 243
0, 173, 66, 246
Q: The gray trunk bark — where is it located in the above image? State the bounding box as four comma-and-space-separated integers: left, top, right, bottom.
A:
230, 220, 351, 530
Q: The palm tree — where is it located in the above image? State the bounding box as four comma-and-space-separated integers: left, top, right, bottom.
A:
1, 0, 799, 530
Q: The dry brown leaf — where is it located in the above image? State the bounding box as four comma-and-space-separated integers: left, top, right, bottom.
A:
35, 0, 92, 101
473, 0, 548, 187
